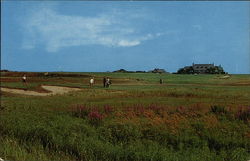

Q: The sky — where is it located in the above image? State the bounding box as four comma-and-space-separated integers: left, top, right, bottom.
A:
2, 1, 250, 74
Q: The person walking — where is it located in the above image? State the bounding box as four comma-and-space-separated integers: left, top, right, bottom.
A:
106, 77, 111, 88
89, 77, 94, 88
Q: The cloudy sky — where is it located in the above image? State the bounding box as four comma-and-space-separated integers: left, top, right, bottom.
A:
2, 1, 250, 73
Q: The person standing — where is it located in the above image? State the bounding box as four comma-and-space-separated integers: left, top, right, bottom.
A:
89, 77, 94, 88
22, 74, 27, 89
22, 74, 27, 83
160, 78, 163, 84
103, 77, 107, 87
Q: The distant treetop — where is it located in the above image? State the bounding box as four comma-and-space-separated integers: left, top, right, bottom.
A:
149, 68, 168, 74
113, 68, 168, 73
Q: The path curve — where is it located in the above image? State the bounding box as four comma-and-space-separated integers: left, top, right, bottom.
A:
0, 85, 81, 96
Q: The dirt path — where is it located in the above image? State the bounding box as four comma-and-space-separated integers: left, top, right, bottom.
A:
0, 85, 81, 96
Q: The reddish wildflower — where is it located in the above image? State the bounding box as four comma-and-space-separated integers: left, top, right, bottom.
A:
134, 104, 145, 116
88, 110, 103, 121
103, 105, 113, 114
235, 106, 250, 122
88, 108, 104, 126
148, 104, 162, 114
163, 113, 187, 135
176, 106, 187, 114
143, 110, 155, 118
71, 104, 89, 118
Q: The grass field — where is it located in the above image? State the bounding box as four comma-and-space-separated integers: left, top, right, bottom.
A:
0, 72, 250, 161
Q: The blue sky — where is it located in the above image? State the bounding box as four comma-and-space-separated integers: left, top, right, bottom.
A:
2, 1, 250, 73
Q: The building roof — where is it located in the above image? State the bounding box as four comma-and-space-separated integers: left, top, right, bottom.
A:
192, 64, 214, 67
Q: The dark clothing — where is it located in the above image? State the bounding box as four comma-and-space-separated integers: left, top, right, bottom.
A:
103, 78, 107, 87
160, 79, 163, 84
106, 78, 111, 88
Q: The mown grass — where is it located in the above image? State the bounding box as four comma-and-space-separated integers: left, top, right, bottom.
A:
0, 72, 250, 161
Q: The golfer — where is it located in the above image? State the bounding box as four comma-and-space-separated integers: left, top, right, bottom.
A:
22, 74, 27, 83
103, 77, 107, 87
22, 74, 27, 89
89, 77, 94, 88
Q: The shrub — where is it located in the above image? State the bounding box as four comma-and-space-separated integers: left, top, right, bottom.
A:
103, 105, 113, 115
235, 107, 250, 122
176, 106, 187, 114
133, 104, 145, 116
210, 106, 228, 115
148, 104, 163, 115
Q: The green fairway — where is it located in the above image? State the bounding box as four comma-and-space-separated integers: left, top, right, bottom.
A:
0, 72, 250, 161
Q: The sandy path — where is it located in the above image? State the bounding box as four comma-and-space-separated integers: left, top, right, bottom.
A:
0, 85, 81, 96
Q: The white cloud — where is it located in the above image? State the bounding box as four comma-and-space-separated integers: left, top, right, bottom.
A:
21, 8, 164, 52
118, 40, 140, 47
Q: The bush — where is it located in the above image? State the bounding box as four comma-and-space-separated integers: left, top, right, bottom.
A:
235, 107, 250, 122
103, 105, 113, 115
210, 106, 228, 115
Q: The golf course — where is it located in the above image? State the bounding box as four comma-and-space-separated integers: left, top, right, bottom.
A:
0, 71, 249, 161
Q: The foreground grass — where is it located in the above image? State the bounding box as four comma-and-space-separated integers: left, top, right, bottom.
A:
0, 72, 250, 161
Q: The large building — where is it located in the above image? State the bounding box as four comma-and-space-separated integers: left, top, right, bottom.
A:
177, 63, 225, 74
192, 63, 215, 74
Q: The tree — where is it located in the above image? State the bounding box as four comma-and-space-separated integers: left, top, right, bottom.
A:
205, 66, 225, 74
177, 66, 194, 74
